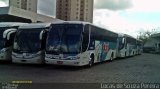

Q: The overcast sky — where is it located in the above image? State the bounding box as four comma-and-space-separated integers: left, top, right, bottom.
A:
0, 0, 160, 37
94, 0, 160, 37
37, 0, 56, 17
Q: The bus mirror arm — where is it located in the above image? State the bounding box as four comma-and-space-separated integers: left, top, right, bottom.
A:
7, 31, 15, 40
122, 38, 125, 44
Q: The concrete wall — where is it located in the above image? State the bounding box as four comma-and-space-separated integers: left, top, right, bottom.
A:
144, 38, 159, 47
0, 6, 61, 23
144, 34, 160, 53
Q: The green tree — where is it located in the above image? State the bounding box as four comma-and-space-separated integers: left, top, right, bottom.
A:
137, 30, 155, 44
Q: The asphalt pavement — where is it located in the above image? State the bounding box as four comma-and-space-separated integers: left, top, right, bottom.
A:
0, 53, 160, 84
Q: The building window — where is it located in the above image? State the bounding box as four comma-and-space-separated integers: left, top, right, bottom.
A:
76, 12, 79, 15
76, 17, 79, 19
80, 18, 83, 21
28, 8, 31, 10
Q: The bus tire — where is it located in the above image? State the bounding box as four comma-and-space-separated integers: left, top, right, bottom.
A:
42, 55, 45, 64
88, 54, 94, 67
42, 59, 45, 64
110, 53, 114, 61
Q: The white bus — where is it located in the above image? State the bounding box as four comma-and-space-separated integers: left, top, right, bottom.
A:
0, 22, 25, 61
118, 34, 137, 58
45, 21, 118, 67
12, 23, 50, 64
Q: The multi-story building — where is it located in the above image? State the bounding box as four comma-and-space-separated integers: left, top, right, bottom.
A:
56, 0, 93, 23
0, 0, 62, 23
10, 0, 37, 12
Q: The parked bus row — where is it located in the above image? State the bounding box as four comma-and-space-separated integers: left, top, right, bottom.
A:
0, 21, 143, 67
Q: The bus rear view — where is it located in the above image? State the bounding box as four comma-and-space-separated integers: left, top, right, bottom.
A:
12, 23, 50, 64
0, 22, 25, 61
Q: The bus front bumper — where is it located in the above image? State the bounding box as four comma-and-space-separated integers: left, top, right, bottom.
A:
12, 56, 44, 64
45, 58, 88, 66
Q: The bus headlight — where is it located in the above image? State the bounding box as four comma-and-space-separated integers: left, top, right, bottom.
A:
0, 49, 7, 53
34, 52, 41, 57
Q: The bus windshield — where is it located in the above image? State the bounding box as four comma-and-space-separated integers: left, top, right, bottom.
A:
46, 24, 82, 54
0, 28, 6, 49
13, 29, 41, 53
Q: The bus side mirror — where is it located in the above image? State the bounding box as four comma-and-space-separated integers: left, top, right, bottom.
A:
40, 30, 44, 40
122, 38, 125, 44
3, 28, 17, 40
7, 31, 16, 40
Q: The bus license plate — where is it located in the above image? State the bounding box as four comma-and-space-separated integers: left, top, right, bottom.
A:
57, 61, 63, 64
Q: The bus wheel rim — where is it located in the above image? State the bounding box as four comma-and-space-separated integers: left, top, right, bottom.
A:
111, 56, 113, 61
89, 61, 92, 67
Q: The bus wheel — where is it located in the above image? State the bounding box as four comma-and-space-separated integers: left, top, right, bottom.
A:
88, 55, 94, 67
110, 53, 114, 61
42, 59, 45, 65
